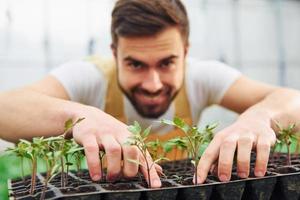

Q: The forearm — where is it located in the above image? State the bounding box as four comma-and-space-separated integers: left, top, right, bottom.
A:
0, 89, 89, 142
239, 88, 300, 132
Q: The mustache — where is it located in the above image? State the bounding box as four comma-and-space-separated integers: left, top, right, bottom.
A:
133, 86, 171, 97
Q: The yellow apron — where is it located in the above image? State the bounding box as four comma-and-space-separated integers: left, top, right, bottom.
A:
87, 56, 193, 160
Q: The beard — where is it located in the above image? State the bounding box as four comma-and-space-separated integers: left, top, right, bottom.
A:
118, 81, 180, 118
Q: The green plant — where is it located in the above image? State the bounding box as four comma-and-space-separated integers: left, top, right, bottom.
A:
5, 140, 32, 182
58, 118, 85, 187
161, 117, 217, 184
163, 137, 188, 166
5, 118, 85, 196
38, 137, 61, 200
125, 121, 167, 188
171, 174, 184, 184
99, 150, 106, 180
274, 123, 300, 165
71, 148, 85, 177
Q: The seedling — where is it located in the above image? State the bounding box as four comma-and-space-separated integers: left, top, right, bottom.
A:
274, 123, 300, 165
71, 148, 85, 177
161, 117, 217, 184
99, 150, 106, 180
58, 118, 85, 187
125, 121, 167, 188
171, 174, 184, 184
6, 140, 32, 182
163, 137, 188, 167
38, 137, 61, 200
6, 118, 85, 195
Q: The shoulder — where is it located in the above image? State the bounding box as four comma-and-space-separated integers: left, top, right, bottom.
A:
51, 59, 106, 82
186, 57, 241, 81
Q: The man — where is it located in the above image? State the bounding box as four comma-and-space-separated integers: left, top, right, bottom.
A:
0, 0, 300, 188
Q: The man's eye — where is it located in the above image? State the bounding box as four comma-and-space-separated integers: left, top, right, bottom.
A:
129, 61, 143, 69
161, 60, 173, 68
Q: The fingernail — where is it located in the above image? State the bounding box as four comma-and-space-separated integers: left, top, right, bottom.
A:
255, 171, 264, 177
152, 179, 161, 187
219, 174, 229, 182
92, 174, 100, 181
238, 172, 247, 178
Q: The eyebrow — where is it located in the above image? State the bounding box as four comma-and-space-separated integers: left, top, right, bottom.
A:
123, 55, 179, 65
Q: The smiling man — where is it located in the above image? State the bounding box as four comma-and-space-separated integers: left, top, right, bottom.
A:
1, 0, 300, 188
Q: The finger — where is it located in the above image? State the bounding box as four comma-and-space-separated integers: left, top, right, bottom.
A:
254, 135, 271, 177
154, 163, 163, 175
237, 135, 254, 178
101, 134, 122, 181
139, 151, 161, 188
218, 136, 238, 182
122, 145, 139, 178
82, 135, 101, 181
195, 136, 222, 184
209, 162, 218, 176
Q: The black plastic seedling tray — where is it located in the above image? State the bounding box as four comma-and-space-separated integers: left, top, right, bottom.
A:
8, 153, 300, 200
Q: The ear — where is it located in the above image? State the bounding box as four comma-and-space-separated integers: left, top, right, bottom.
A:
110, 44, 117, 58
184, 42, 189, 57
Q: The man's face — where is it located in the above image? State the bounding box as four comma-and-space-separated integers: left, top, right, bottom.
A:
113, 27, 188, 118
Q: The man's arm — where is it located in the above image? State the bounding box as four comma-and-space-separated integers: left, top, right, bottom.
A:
196, 76, 300, 183
0, 75, 161, 187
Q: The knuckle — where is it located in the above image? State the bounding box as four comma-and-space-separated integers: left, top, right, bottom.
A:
123, 167, 138, 177
238, 136, 253, 144
202, 150, 214, 160
123, 146, 138, 158
84, 144, 98, 153
257, 142, 270, 151
107, 145, 121, 155
221, 140, 235, 149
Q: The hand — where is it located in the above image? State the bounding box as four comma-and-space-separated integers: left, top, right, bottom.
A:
72, 106, 161, 188
195, 111, 276, 183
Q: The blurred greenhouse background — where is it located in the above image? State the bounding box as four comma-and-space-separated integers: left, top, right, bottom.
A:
0, 0, 300, 199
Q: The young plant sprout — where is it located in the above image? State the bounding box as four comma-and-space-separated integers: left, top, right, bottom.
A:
6, 140, 32, 182
99, 150, 106, 180
125, 121, 167, 188
161, 117, 217, 184
5, 117, 85, 196
274, 123, 300, 165
58, 118, 85, 187
72, 148, 85, 177
38, 137, 61, 200
163, 137, 188, 165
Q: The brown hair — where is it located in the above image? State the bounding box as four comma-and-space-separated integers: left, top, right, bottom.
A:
111, 0, 189, 47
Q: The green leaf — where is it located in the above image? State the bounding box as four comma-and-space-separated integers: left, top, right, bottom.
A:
128, 122, 141, 135
143, 126, 151, 138
191, 160, 196, 166
19, 139, 31, 145
161, 119, 176, 126
153, 157, 169, 164
163, 143, 174, 153
64, 119, 73, 131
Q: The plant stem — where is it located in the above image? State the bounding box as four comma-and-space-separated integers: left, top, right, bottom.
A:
30, 159, 37, 195
287, 142, 291, 165
21, 157, 24, 182
66, 158, 69, 186
40, 170, 50, 200
60, 157, 65, 188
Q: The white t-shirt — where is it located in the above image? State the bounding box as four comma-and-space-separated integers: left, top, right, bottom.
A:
50, 57, 241, 134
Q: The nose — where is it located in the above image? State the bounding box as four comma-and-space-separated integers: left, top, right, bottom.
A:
141, 69, 163, 93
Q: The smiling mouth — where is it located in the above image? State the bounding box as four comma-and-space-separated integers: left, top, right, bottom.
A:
135, 93, 166, 105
